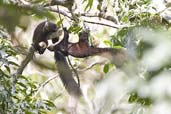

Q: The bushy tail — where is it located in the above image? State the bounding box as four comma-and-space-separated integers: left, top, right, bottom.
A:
88, 47, 128, 67
54, 51, 82, 98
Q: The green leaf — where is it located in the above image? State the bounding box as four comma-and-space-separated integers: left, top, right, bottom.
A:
43, 100, 55, 107
128, 92, 137, 103
84, 0, 93, 11
57, 19, 64, 27
103, 40, 113, 47
17, 82, 27, 89
122, 16, 129, 23
128, 92, 152, 106
68, 26, 82, 34
8, 61, 19, 67
103, 64, 109, 73
18, 75, 29, 81
28, 82, 37, 89
6, 49, 17, 56
4, 65, 10, 73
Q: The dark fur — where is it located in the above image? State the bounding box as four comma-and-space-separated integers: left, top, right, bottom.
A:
48, 28, 127, 97
49, 28, 125, 59
54, 51, 82, 97
32, 21, 58, 54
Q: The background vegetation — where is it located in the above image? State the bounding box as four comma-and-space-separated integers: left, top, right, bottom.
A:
0, 0, 171, 114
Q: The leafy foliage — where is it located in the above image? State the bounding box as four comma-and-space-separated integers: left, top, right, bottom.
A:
128, 92, 152, 106
0, 39, 55, 114
83, 0, 93, 11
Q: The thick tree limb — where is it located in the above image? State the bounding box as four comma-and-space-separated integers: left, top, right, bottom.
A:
11, 45, 35, 83
16, 45, 35, 75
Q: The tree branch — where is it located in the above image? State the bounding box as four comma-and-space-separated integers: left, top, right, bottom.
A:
11, 45, 35, 84
16, 45, 35, 75
66, 57, 80, 87
45, 7, 73, 19
78, 61, 106, 72
81, 13, 118, 24
13, 32, 58, 82
17, 3, 131, 29
47, 7, 130, 28
33, 75, 59, 98
84, 20, 120, 29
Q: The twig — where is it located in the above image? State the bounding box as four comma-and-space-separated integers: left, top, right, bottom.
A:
66, 57, 80, 87
81, 13, 118, 24
56, 5, 64, 28
78, 61, 106, 72
46, 7, 73, 20
33, 75, 59, 98
84, 20, 120, 29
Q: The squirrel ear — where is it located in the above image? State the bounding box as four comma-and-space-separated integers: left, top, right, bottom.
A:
39, 41, 47, 49
43, 21, 49, 31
